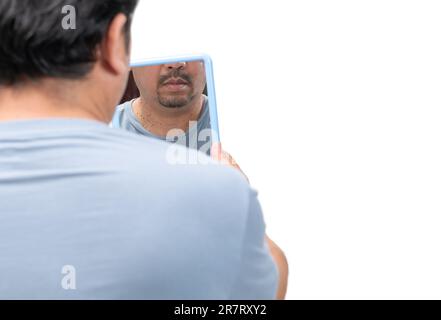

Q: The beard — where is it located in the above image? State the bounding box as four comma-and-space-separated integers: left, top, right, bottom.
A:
157, 93, 195, 109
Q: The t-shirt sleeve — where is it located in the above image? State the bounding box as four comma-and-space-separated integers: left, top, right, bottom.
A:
229, 188, 279, 299
109, 103, 126, 128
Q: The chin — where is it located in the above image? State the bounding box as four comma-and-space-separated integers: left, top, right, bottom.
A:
159, 97, 191, 109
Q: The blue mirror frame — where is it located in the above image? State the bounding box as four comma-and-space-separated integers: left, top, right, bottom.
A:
130, 54, 221, 144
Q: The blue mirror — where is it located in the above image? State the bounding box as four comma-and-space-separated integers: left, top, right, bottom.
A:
112, 54, 220, 156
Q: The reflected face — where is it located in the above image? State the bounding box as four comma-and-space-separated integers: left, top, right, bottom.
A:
132, 61, 206, 109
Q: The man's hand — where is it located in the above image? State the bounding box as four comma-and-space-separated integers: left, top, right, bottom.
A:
210, 143, 248, 181
210, 142, 289, 300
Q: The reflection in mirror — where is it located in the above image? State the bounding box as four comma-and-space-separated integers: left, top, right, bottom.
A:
113, 59, 213, 155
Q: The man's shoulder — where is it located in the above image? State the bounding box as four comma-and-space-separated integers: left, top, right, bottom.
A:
98, 124, 251, 203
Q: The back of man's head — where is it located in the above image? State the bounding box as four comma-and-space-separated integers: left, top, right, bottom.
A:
0, 0, 138, 85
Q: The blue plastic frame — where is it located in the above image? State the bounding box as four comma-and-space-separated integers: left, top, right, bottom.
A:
130, 54, 220, 143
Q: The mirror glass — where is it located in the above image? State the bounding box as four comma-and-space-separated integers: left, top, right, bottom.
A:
113, 57, 218, 156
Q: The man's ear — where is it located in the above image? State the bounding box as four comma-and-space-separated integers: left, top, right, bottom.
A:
99, 13, 130, 75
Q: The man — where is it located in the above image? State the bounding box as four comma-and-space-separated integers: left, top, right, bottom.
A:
0, 0, 287, 299
112, 62, 212, 154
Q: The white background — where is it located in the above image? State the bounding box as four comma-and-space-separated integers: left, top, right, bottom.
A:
131, 0, 441, 299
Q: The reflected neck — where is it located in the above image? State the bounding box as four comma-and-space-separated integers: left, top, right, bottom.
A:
133, 95, 204, 137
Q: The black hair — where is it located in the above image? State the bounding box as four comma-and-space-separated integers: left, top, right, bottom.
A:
0, 0, 138, 85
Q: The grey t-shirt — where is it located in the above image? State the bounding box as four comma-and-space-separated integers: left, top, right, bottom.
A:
0, 118, 278, 299
112, 96, 212, 155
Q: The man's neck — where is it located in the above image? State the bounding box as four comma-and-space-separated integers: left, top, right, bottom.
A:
0, 80, 109, 123
133, 95, 204, 137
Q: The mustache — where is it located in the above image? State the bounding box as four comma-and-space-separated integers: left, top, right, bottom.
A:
158, 70, 193, 86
